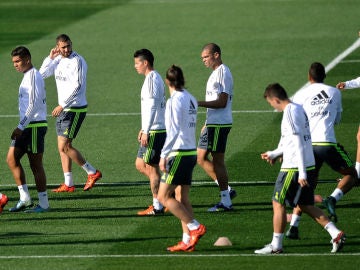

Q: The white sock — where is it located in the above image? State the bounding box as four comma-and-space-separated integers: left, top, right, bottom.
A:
187, 219, 200, 231
356, 162, 360, 178
215, 180, 232, 191
271, 233, 284, 250
64, 172, 74, 187
290, 214, 301, 227
38, 191, 49, 209
18, 185, 30, 201
153, 197, 163, 210
220, 190, 232, 207
182, 233, 191, 244
324, 222, 341, 239
82, 161, 96, 175
330, 188, 344, 202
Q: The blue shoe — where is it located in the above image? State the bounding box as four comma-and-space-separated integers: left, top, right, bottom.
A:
323, 196, 337, 223
229, 189, 237, 199
9, 199, 33, 212
24, 205, 49, 213
218, 189, 237, 199
208, 202, 233, 212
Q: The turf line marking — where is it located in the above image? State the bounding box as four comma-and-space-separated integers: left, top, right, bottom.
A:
0, 253, 359, 259
341, 59, 360, 63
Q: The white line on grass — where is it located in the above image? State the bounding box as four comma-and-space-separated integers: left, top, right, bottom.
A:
341, 59, 360, 63
0, 253, 359, 259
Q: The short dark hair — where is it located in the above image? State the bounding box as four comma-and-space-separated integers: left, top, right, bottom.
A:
202, 43, 221, 55
166, 65, 185, 90
264, 83, 288, 100
56, 34, 71, 43
133, 49, 154, 67
309, 62, 326, 83
11, 46, 31, 59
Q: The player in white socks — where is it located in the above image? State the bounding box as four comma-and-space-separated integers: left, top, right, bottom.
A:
40, 34, 102, 192
8, 46, 50, 213
286, 62, 357, 238
255, 83, 345, 254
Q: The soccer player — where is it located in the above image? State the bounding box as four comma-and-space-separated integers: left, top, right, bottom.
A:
197, 43, 236, 212
40, 34, 102, 192
158, 65, 206, 252
286, 62, 357, 238
255, 83, 345, 254
133, 49, 166, 215
336, 77, 360, 177
8, 46, 50, 213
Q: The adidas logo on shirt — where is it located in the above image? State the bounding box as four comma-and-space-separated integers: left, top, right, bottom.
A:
311, 90, 332, 105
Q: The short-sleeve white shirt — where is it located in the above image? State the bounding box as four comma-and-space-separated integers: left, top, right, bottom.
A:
205, 64, 233, 125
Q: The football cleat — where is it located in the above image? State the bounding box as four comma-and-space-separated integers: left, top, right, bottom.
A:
52, 183, 75, 193
167, 241, 195, 252
24, 205, 50, 213
331, 231, 345, 253
285, 226, 300, 240
9, 199, 33, 212
229, 189, 237, 199
255, 244, 283, 254
83, 170, 102, 191
323, 196, 337, 223
0, 194, 9, 214
188, 224, 206, 248
208, 202, 233, 212
137, 205, 164, 216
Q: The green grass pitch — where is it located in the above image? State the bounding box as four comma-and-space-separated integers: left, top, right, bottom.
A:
0, 0, 360, 269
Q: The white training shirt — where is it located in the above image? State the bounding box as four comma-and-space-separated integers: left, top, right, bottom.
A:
18, 67, 47, 130
292, 83, 342, 143
205, 64, 233, 125
160, 89, 198, 158
344, 76, 360, 89
40, 51, 87, 109
268, 102, 315, 179
140, 70, 166, 133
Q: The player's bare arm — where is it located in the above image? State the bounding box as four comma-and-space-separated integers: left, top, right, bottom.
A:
198, 92, 228, 108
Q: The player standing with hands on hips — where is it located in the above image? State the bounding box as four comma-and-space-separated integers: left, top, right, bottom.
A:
158, 65, 206, 252
255, 83, 345, 254
40, 34, 102, 192
197, 43, 236, 212
8, 46, 50, 213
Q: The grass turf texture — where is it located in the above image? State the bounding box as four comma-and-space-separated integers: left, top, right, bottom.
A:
0, 0, 360, 269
